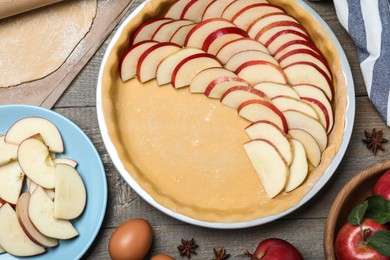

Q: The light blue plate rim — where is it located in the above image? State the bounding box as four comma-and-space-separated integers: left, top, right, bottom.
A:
0, 104, 107, 259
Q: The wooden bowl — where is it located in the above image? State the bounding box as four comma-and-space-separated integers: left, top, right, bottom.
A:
324, 160, 390, 259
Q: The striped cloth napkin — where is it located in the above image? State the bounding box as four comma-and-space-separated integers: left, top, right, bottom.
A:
334, 0, 390, 126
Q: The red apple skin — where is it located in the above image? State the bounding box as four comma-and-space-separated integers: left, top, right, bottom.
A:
335, 218, 390, 260
249, 238, 303, 260
373, 169, 390, 200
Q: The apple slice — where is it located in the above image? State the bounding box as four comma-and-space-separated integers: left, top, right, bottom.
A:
54, 164, 86, 220
220, 85, 268, 109
301, 97, 329, 133
293, 84, 333, 133
0, 135, 18, 166
235, 60, 288, 85
26, 178, 55, 200
231, 3, 285, 30
0, 203, 45, 256
169, 23, 196, 45
189, 67, 237, 93
5, 117, 63, 153
184, 18, 235, 48
156, 47, 204, 86
0, 161, 24, 205
202, 0, 236, 20
288, 128, 321, 167
171, 53, 222, 88
204, 77, 248, 98
131, 18, 173, 44
164, 0, 193, 19
201, 27, 248, 55
225, 50, 278, 71
253, 82, 300, 99
265, 30, 312, 55
283, 62, 333, 101
255, 21, 307, 45
29, 187, 78, 240
271, 96, 319, 119
283, 110, 327, 152
278, 48, 331, 79
180, 0, 215, 22
221, 0, 269, 21
136, 42, 181, 83
16, 193, 59, 248
285, 139, 308, 192
216, 38, 269, 64
53, 158, 78, 168
238, 99, 288, 133
152, 19, 194, 42
119, 40, 158, 81
245, 120, 293, 166
273, 39, 321, 60
243, 139, 289, 198
18, 136, 56, 189
247, 12, 300, 38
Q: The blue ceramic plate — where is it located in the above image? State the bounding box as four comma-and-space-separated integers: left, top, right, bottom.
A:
0, 105, 107, 260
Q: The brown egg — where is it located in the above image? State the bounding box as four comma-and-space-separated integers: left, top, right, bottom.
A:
150, 254, 175, 260
108, 218, 153, 260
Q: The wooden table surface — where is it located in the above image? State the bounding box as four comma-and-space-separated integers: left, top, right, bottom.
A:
50, 0, 389, 259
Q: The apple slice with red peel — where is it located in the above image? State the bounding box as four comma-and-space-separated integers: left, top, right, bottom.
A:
0, 161, 24, 205
202, 0, 236, 20
285, 139, 308, 192
301, 97, 330, 133
247, 12, 300, 38
189, 67, 237, 93
171, 53, 222, 88
18, 137, 56, 189
136, 42, 181, 83
243, 139, 289, 198
238, 99, 288, 133
235, 60, 288, 85
230, 3, 285, 30
131, 18, 173, 44
283, 62, 333, 101
278, 48, 331, 79
156, 47, 204, 86
184, 18, 235, 48
225, 50, 278, 71
253, 82, 300, 99
265, 30, 313, 55
169, 23, 196, 45
16, 193, 59, 248
120, 40, 158, 81
0, 203, 45, 256
164, 0, 193, 19
255, 21, 307, 45
220, 85, 268, 109
216, 38, 269, 64
180, 0, 215, 22
271, 96, 319, 119
54, 164, 86, 220
245, 120, 293, 166
53, 158, 78, 168
288, 128, 321, 167
0, 135, 18, 166
273, 39, 321, 60
201, 27, 248, 55
293, 84, 333, 133
5, 117, 63, 153
29, 187, 78, 240
283, 110, 327, 152
152, 19, 194, 42
204, 77, 248, 99
221, 0, 268, 21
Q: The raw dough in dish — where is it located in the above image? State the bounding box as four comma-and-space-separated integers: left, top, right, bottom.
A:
0, 0, 97, 88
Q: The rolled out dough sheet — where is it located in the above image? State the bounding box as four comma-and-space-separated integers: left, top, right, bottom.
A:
0, 0, 97, 88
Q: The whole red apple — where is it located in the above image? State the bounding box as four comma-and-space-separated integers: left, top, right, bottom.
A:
335, 218, 390, 260
248, 238, 303, 260
373, 170, 390, 200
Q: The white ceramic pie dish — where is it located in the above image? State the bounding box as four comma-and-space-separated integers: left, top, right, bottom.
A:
96, 0, 355, 229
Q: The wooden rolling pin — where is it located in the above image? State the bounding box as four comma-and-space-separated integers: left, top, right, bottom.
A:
0, 0, 65, 20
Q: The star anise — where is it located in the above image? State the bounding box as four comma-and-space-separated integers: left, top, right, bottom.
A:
213, 247, 230, 260
362, 128, 388, 155
178, 238, 198, 258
